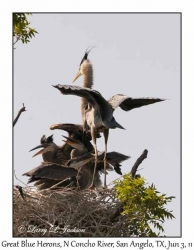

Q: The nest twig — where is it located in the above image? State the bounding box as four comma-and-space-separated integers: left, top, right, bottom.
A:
14, 149, 148, 237
13, 186, 128, 237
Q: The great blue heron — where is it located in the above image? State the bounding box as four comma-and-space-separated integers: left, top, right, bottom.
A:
70, 49, 165, 188
63, 135, 130, 175
72, 48, 95, 126
53, 84, 164, 188
29, 123, 100, 164
23, 155, 129, 190
26, 133, 101, 190
29, 134, 72, 164
51, 123, 129, 175
24, 130, 129, 189
23, 162, 101, 190
50, 123, 101, 153
29, 133, 97, 170
72, 48, 164, 116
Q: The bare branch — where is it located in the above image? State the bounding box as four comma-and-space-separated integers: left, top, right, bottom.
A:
130, 149, 148, 178
14, 170, 28, 187
14, 37, 20, 45
110, 149, 148, 222
13, 103, 26, 127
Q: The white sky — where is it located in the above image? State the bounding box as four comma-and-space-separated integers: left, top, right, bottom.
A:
13, 13, 180, 237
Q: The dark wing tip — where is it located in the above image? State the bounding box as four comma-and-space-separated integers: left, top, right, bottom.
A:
114, 166, 123, 175
155, 98, 166, 102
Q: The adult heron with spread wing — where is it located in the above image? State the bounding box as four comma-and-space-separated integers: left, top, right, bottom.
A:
70, 48, 165, 188
53, 84, 164, 189
53, 84, 127, 188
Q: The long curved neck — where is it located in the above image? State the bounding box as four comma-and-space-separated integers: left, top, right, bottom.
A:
83, 69, 93, 88
81, 60, 93, 118
82, 60, 93, 88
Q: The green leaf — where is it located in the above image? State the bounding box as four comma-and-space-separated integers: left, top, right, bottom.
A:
13, 13, 38, 45
114, 174, 175, 236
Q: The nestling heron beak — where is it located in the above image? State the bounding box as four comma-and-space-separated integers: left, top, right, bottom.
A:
29, 145, 45, 157
72, 69, 82, 83
62, 136, 84, 151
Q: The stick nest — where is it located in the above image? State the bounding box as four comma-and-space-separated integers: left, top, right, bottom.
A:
14, 186, 129, 237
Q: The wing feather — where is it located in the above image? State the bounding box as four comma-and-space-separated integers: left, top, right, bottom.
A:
50, 123, 101, 140
108, 94, 165, 111
53, 85, 113, 121
23, 162, 78, 182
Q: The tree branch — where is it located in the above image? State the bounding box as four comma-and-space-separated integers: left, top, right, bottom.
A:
130, 149, 148, 178
110, 149, 148, 222
13, 103, 26, 127
14, 36, 20, 45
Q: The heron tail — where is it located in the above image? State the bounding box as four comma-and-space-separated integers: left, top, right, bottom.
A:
104, 118, 125, 130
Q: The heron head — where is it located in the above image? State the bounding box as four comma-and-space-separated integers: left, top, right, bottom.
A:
29, 135, 54, 157
72, 46, 95, 83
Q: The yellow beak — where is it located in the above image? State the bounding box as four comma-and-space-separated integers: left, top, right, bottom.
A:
72, 69, 82, 83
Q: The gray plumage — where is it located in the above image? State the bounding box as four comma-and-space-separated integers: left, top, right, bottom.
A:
70, 49, 165, 188
25, 132, 130, 190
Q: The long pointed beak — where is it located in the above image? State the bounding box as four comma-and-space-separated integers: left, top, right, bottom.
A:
62, 136, 84, 151
72, 69, 82, 83
29, 145, 43, 152
29, 145, 45, 158
32, 149, 45, 157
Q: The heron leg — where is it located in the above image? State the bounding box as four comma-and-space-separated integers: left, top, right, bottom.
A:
103, 129, 109, 188
89, 127, 97, 189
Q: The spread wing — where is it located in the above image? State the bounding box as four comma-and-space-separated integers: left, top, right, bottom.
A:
106, 151, 130, 165
50, 123, 101, 140
33, 178, 76, 190
23, 162, 78, 183
97, 151, 130, 175
108, 94, 165, 111
53, 85, 113, 121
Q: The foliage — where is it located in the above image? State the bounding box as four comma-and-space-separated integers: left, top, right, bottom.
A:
115, 174, 175, 237
13, 13, 38, 45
